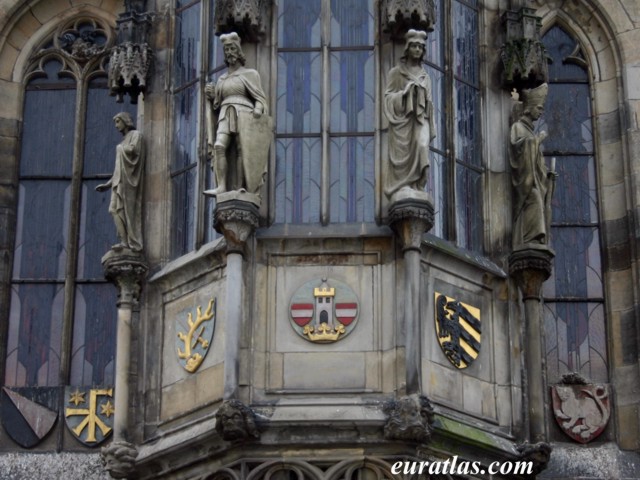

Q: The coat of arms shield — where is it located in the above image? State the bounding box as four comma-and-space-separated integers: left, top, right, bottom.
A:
551, 383, 610, 443
434, 292, 481, 369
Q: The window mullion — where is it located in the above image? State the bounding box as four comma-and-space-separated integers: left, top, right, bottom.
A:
320, 2, 330, 225
58, 76, 88, 387
195, 0, 208, 248
444, 1, 457, 243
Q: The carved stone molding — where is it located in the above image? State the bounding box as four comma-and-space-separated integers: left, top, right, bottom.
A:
215, 400, 260, 442
509, 245, 554, 300
383, 394, 435, 444
109, 1, 153, 103
214, 0, 265, 42
382, 0, 436, 40
388, 197, 434, 252
101, 440, 139, 479
500, 8, 548, 92
214, 199, 260, 254
102, 249, 148, 306
516, 441, 552, 479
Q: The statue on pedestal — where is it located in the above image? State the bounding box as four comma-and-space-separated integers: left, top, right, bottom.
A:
384, 29, 436, 202
96, 112, 144, 253
204, 32, 271, 200
510, 83, 556, 247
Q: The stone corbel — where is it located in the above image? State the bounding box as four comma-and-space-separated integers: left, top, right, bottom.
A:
383, 394, 435, 443
109, 0, 154, 104
500, 7, 548, 92
214, 0, 265, 43
382, 0, 436, 40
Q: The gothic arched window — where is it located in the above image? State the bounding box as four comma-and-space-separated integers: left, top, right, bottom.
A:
5, 18, 134, 389
541, 25, 607, 383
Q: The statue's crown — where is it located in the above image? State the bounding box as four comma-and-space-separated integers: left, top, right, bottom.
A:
405, 29, 427, 46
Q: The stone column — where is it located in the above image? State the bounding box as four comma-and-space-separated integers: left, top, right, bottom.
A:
388, 196, 434, 394
214, 195, 259, 400
101, 250, 147, 479
509, 245, 553, 443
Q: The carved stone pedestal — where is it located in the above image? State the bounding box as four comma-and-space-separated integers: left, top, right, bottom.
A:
101, 249, 147, 479
214, 197, 260, 399
388, 196, 434, 394
509, 244, 554, 443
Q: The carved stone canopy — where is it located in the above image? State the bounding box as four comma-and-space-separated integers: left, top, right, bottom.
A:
214, 0, 265, 43
382, 0, 436, 40
500, 7, 549, 92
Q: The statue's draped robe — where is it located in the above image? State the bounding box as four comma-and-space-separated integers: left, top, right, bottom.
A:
109, 129, 144, 251
510, 117, 550, 245
383, 63, 436, 197
208, 67, 268, 193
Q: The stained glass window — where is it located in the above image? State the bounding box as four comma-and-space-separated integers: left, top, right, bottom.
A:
541, 25, 607, 383
5, 20, 135, 387
171, 0, 223, 258
275, 0, 376, 224
425, 0, 482, 250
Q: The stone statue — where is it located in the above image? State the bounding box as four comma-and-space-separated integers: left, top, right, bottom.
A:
96, 112, 144, 252
204, 32, 271, 198
214, 399, 259, 441
383, 394, 435, 443
510, 83, 556, 247
384, 29, 436, 201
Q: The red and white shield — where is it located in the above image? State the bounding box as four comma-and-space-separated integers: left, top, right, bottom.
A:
551, 384, 610, 444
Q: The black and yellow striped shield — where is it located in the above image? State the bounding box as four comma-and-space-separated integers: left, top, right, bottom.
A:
434, 292, 481, 369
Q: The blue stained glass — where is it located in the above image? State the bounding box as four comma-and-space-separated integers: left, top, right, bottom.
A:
550, 156, 598, 224
425, 66, 445, 152
455, 165, 483, 251
539, 83, 592, 154
20, 89, 76, 177
70, 283, 117, 386
275, 138, 321, 224
278, 0, 321, 48
544, 302, 607, 383
173, 85, 199, 171
329, 136, 375, 223
77, 180, 118, 279
329, 51, 374, 133
5, 283, 64, 386
453, 1, 478, 86
277, 52, 322, 134
454, 80, 481, 166
174, 4, 201, 87
330, 0, 374, 47
13, 181, 69, 280
84, 81, 137, 176
428, 152, 447, 239
543, 25, 588, 82
425, 2, 444, 68
171, 168, 197, 257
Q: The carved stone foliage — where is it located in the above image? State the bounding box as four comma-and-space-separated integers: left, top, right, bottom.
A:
102, 250, 148, 306
509, 245, 554, 299
383, 394, 435, 443
500, 8, 548, 92
382, 0, 436, 40
388, 198, 434, 251
551, 373, 610, 444
101, 440, 139, 479
214, 198, 260, 254
214, 0, 265, 42
215, 400, 260, 441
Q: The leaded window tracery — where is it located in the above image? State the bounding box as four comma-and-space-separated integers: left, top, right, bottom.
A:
5, 17, 135, 388
541, 25, 607, 383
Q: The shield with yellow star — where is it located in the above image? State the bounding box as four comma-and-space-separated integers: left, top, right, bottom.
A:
64, 386, 114, 446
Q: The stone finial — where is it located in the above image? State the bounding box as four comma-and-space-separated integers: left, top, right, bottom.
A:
382, 0, 436, 40
101, 440, 139, 479
500, 7, 548, 92
215, 400, 260, 441
383, 394, 435, 443
214, 0, 265, 42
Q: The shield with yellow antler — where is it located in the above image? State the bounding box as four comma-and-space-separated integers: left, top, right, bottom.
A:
176, 298, 217, 373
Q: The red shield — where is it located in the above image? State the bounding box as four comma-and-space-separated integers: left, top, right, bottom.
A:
551, 384, 610, 444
